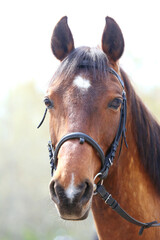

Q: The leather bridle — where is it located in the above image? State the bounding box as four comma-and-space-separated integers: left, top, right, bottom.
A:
38, 66, 160, 235
38, 67, 127, 178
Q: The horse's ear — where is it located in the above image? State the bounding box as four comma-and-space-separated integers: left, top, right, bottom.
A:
102, 17, 124, 62
51, 16, 75, 61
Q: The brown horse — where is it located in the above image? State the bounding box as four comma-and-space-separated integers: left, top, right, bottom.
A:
43, 16, 160, 239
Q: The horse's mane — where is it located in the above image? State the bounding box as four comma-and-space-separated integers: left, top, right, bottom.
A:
121, 69, 160, 192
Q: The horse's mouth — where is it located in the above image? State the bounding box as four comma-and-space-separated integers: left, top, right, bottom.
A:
60, 208, 90, 221
53, 196, 92, 221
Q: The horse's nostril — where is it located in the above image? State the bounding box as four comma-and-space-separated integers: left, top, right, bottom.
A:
80, 180, 93, 205
50, 181, 59, 203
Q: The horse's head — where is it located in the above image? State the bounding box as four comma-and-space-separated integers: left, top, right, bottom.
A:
47, 16, 125, 220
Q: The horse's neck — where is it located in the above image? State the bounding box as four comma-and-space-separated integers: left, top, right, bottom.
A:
92, 122, 160, 240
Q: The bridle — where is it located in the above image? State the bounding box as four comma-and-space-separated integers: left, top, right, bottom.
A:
38, 65, 160, 235
38, 67, 127, 178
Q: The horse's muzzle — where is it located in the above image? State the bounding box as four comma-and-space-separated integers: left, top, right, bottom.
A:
49, 179, 93, 220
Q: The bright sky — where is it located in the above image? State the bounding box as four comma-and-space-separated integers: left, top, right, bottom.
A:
0, 0, 160, 100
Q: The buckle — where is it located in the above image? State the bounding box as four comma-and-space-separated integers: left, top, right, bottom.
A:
105, 194, 111, 204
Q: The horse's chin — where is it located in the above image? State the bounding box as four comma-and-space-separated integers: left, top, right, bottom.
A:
50, 178, 94, 221
60, 208, 90, 221
54, 200, 91, 221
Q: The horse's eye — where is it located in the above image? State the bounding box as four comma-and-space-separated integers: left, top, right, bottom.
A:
44, 98, 53, 109
108, 98, 122, 110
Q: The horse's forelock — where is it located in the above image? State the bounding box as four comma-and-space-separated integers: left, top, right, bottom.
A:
50, 47, 109, 85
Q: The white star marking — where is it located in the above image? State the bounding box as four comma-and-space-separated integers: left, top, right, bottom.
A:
73, 76, 91, 91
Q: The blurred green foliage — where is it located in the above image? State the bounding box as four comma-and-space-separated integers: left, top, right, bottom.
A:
0, 81, 159, 240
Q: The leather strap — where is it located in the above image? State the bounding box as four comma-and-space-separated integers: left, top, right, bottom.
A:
96, 184, 160, 235
108, 68, 124, 89
37, 108, 47, 129
100, 90, 127, 179
50, 132, 106, 174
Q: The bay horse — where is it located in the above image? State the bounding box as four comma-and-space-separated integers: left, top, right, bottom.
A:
39, 16, 160, 239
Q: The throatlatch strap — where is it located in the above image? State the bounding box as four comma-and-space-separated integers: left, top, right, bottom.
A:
96, 184, 160, 235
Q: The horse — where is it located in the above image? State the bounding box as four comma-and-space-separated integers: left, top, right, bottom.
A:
40, 16, 160, 239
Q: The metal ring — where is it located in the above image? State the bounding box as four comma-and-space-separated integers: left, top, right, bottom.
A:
93, 172, 102, 182
94, 172, 104, 185
93, 172, 104, 195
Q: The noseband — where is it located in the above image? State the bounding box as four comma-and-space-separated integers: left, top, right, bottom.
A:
38, 67, 127, 177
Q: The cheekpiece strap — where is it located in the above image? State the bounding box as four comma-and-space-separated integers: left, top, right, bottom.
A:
48, 141, 55, 176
